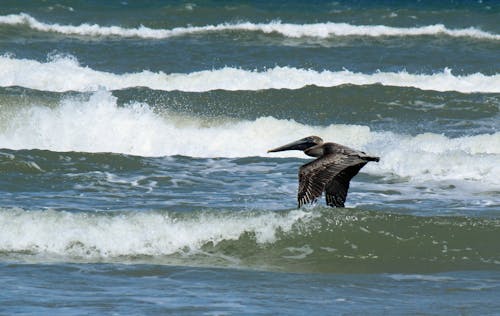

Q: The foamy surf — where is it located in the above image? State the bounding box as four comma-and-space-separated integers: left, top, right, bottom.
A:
0, 90, 498, 185
1, 55, 499, 93
0, 207, 498, 272
0, 208, 313, 258
1, 13, 499, 40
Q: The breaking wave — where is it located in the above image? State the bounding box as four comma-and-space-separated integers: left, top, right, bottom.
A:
1, 207, 498, 273
1, 55, 499, 93
0, 90, 498, 185
1, 13, 499, 40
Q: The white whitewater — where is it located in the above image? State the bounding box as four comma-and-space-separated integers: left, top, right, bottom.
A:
0, 208, 313, 258
1, 55, 499, 93
1, 90, 498, 185
1, 13, 499, 40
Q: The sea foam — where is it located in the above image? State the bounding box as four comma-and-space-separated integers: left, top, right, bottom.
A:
1, 13, 499, 40
0, 90, 498, 185
0, 208, 498, 269
0, 208, 312, 258
1, 55, 499, 93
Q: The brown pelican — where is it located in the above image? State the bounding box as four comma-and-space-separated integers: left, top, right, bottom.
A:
268, 136, 379, 208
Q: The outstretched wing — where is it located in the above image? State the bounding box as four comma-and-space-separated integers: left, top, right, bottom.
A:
324, 163, 366, 207
298, 154, 366, 207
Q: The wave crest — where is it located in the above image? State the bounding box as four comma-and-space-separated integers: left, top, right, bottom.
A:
0, 90, 499, 185
1, 207, 498, 273
1, 55, 499, 93
1, 13, 499, 40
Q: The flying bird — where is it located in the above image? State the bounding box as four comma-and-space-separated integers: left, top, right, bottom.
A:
268, 136, 379, 208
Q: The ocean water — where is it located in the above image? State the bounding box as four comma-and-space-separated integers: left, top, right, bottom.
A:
0, 0, 499, 314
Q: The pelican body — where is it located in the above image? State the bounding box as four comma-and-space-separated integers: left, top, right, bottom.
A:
268, 136, 379, 208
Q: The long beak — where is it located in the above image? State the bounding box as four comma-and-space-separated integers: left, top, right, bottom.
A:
267, 139, 311, 153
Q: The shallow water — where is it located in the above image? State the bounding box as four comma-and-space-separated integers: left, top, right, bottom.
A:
1, 1, 499, 314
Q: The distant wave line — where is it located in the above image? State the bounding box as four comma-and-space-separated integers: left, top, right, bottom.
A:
0, 13, 499, 40
1, 55, 499, 93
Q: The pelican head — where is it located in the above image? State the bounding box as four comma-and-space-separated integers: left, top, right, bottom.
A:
267, 136, 324, 153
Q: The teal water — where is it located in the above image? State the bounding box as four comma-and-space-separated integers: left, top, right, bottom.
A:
1, 1, 499, 314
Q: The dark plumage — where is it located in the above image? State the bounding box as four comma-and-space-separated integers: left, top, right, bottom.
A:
268, 136, 379, 208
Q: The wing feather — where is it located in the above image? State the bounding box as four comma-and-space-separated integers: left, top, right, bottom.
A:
298, 154, 365, 207
324, 163, 366, 207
